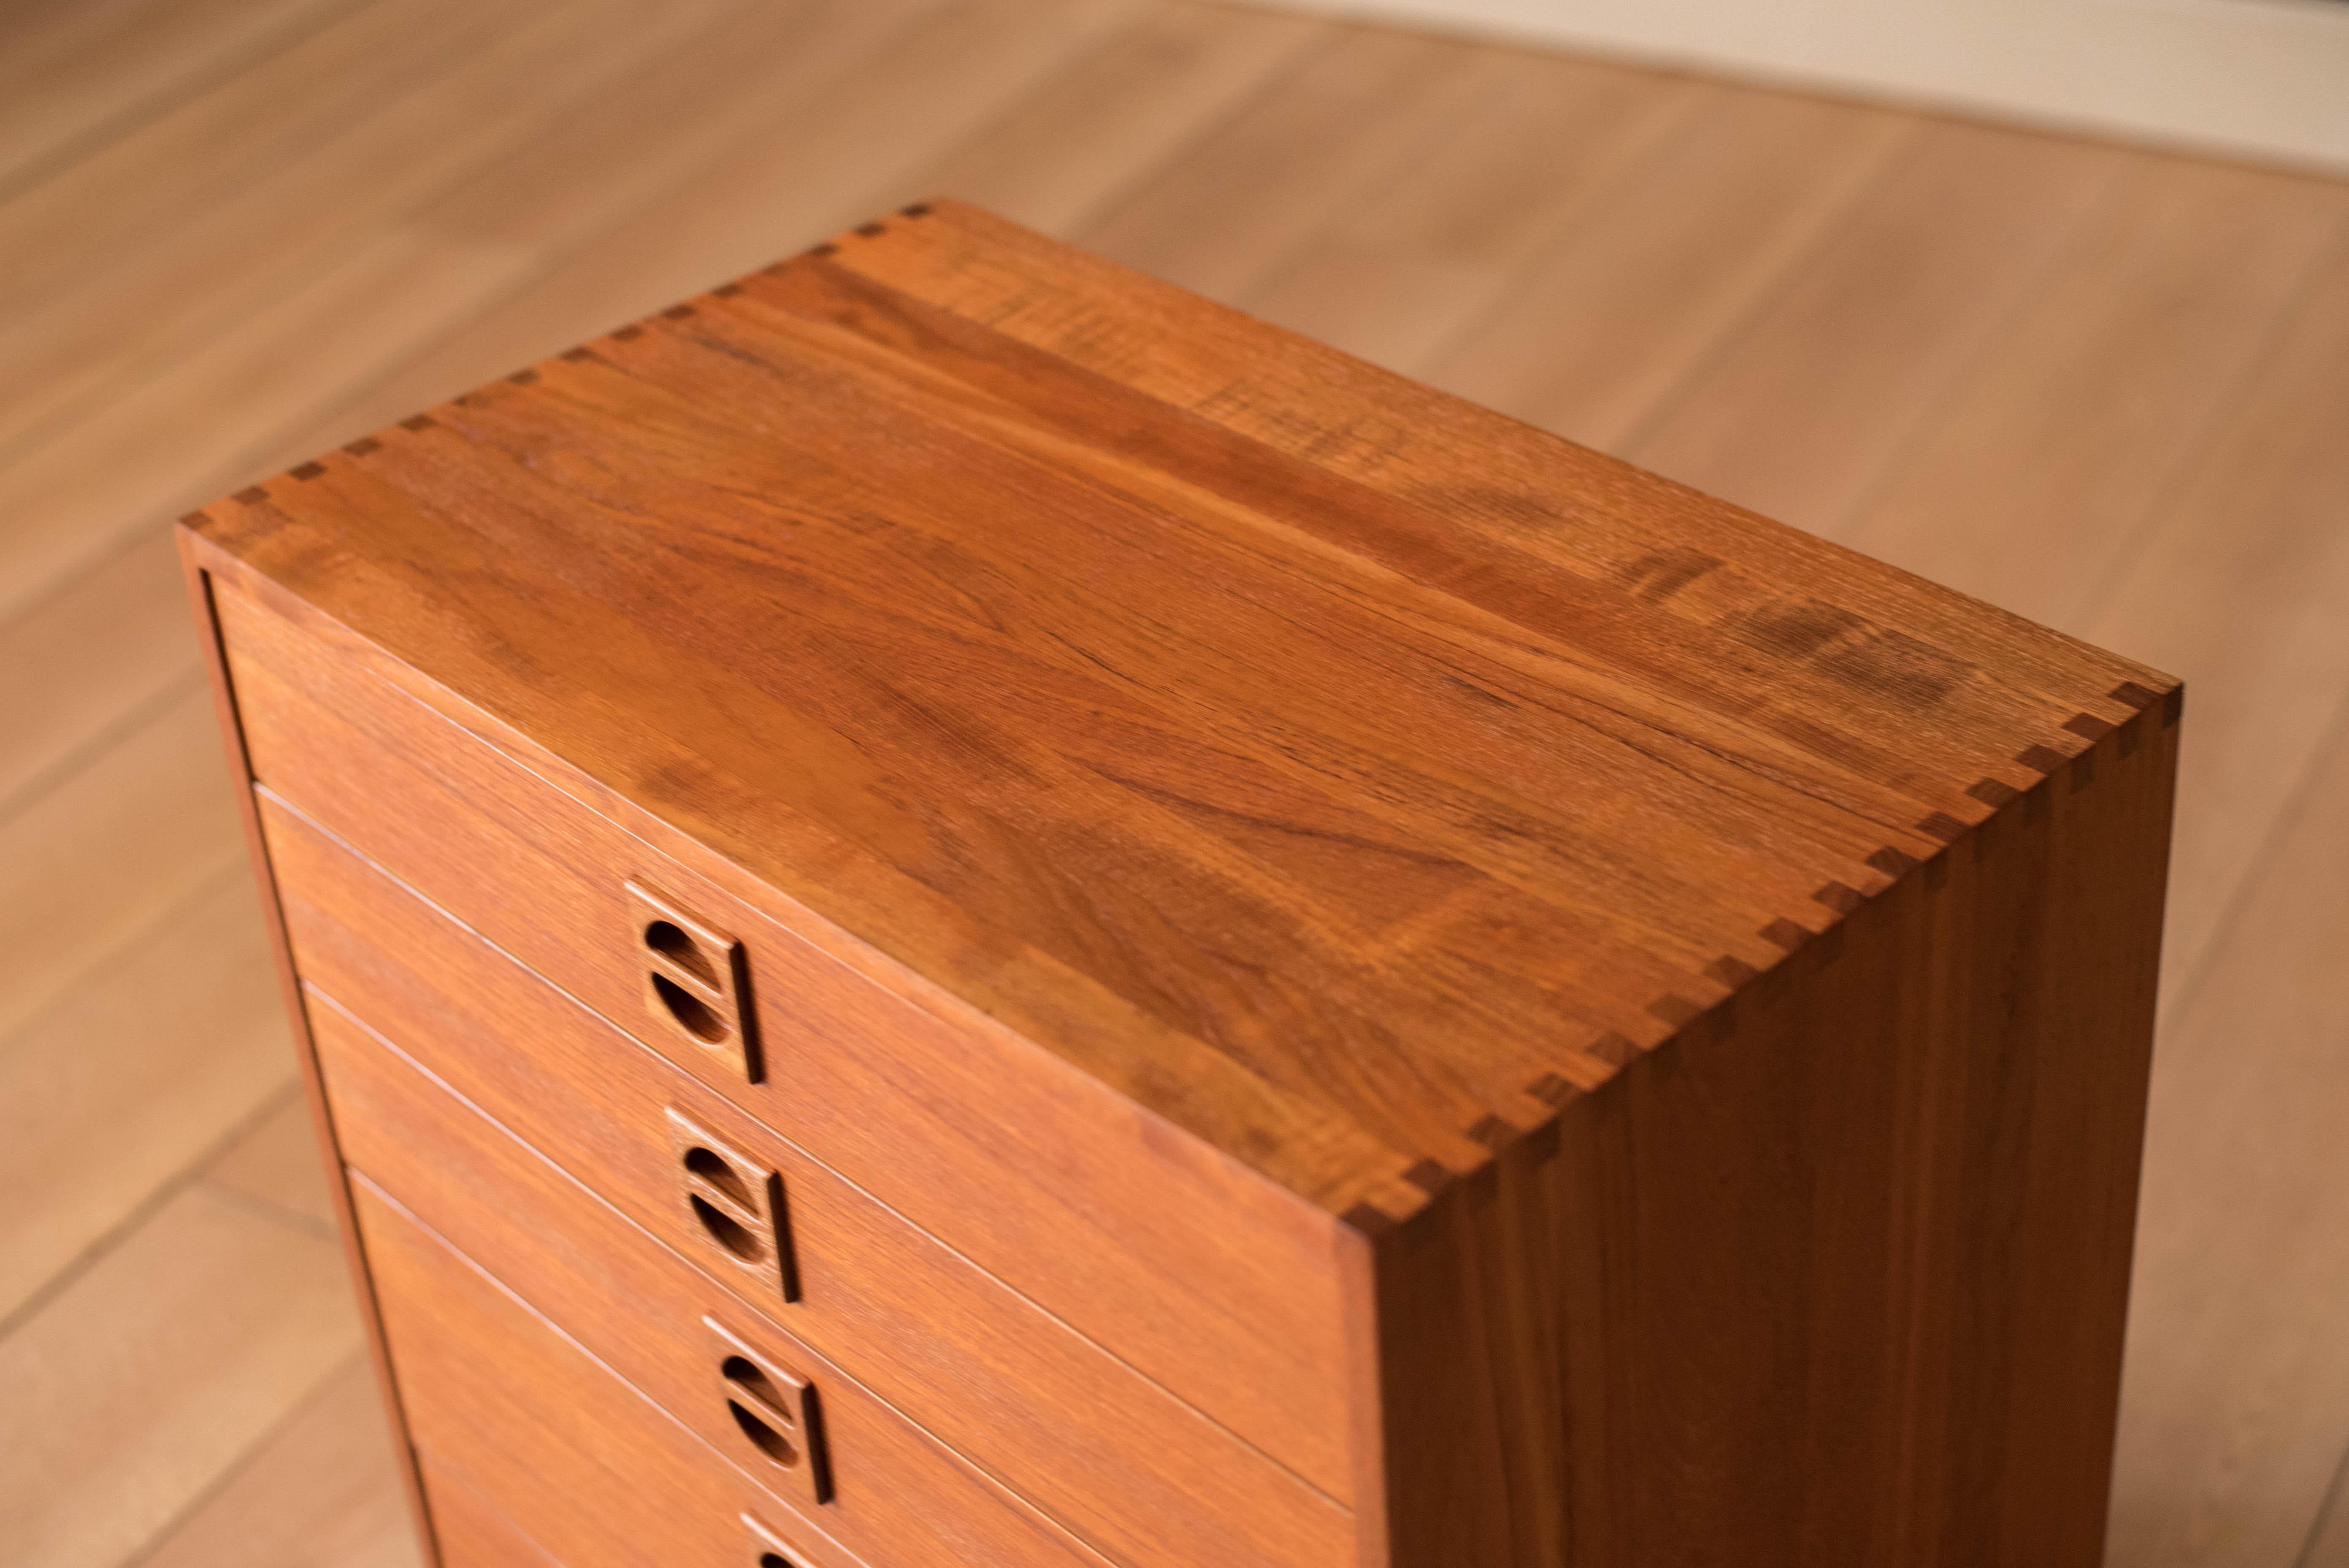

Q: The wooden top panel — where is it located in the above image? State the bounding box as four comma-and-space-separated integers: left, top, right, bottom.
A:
186, 200, 2175, 1225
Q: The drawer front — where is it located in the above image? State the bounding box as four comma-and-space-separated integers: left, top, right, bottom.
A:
266, 793, 1346, 1568
415, 1461, 565, 1568
213, 569, 1353, 1502
357, 1179, 866, 1568
344, 1015, 1093, 1568
335, 1011, 1105, 1568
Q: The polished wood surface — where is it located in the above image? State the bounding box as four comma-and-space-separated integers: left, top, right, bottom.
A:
183, 197, 2171, 1222
10, 4, 2349, 1566
257, 777, 1346, 1568
355, 1180, 864, 1568
1364, 692, 2175, 1565
407, 1462, 558, 1568
316, 1001, 1114, 1568
184, 193, 2175, 1565
211, 563, 1352, 1501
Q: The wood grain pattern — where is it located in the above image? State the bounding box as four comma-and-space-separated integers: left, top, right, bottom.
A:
206, 565, 1356, 1500
183, 541, 445, 1568
186, 199, 2170, 1219
354, 1181, 877, 1568
410, 1461, 557, 1568
12, 5, 2346, 1563
0, 228, 537, 626
186, 199, 2177, 1568
0, 0, 747, 438
1358, 684, 2176, 1568
288, 0, 952, 443
314, 0, 1320, 450
321, 1009, 1117, 1568
330, 0, 1133, 436
0, 0, 741, 622
258, 784, 1348, 1568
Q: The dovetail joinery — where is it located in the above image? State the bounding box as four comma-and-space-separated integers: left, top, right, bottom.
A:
214, 349, 2182, 1242
179, 204, 2179, 1568
230, 200, 954, 491
187, 200, 2180, 1246
1438, 683, 2179, 1233
182, 205, 955, 568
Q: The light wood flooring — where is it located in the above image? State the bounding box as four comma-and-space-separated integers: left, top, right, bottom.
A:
4, 0, 2347, 1563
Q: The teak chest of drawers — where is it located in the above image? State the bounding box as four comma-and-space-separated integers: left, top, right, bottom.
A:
182, 200, 2179, 1568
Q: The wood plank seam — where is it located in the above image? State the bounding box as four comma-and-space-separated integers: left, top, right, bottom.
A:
111, 1347, 375, 1568
0, 1017, 292, 1343
2148, 678, 2349, 1041
1595, 123, 1935, 464
2060, 210, 2349, 643
1796, 150, 2138, 541
0, 0, 379, 212
0, 665, 209, 832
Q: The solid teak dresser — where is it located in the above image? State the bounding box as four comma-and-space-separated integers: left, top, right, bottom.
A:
181, 200, 2179, 1568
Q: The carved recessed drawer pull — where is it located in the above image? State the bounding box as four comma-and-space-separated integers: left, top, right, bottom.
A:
625, 880, 759, 1081
742, 1510, 817, 1568
708, 1317, 832, 1508
724, 1358, 802, 1464
666, 1108, 799, 1303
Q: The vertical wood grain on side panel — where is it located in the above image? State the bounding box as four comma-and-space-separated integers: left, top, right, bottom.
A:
172, 535, 439, 1568
1349, 705, 2177, 1567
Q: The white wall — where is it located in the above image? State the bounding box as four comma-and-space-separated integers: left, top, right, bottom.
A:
1279, 0, 2349, 173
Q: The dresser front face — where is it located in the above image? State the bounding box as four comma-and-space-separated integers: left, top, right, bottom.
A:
190, 563, 1363, 1568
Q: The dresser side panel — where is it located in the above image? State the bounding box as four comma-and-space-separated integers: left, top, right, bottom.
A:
1361, 703, 2176, 1566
